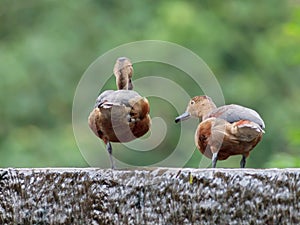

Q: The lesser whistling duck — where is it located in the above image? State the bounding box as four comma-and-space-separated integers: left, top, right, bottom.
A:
175, 95, 265, 168
88, 57, 151, 168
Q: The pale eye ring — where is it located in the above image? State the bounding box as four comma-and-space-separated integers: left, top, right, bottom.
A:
190, 100, 195, 105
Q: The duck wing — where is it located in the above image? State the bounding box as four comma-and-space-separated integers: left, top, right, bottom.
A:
208, 104, 265, 129
94, 90, 141, 108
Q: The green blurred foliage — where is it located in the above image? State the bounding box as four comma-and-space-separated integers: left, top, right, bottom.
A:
0, 0, 299, 168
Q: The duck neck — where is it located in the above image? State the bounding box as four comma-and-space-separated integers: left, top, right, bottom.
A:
114, 59, 133, 90
116, 74, 132, 90
201, 101, 217, 120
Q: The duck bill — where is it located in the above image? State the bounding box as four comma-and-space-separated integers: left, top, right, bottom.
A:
175, 112, 191, 123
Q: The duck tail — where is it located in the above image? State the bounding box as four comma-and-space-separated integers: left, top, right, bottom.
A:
230, 120, 265, 142
236, 120, 265, 134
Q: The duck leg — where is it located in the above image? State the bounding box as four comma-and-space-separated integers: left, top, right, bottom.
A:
240, 154, 246, 168
106, 142, 115, 169
212, 152, 218, 168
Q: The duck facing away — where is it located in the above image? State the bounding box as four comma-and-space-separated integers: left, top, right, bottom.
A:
175, 96, 265, 168
88, 57, 151, 168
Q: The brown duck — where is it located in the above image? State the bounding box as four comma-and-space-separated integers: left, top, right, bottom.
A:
88, 57, 151, 168
175, 95, 265, 168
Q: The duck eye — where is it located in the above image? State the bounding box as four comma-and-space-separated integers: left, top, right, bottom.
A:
190, 100, 195, 105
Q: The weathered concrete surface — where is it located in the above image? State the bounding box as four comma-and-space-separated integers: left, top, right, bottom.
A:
0, 168, 299, 225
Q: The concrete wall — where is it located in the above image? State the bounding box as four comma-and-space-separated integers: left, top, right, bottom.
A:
0, 168, 299, 224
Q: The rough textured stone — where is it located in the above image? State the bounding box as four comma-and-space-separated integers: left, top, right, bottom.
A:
0, 168, 299, 224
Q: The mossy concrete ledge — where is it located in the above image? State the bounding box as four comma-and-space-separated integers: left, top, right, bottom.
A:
0, 168, 299, 224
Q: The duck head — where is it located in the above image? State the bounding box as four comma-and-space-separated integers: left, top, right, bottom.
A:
113, 57, 133, 90
175, 95, 217, 123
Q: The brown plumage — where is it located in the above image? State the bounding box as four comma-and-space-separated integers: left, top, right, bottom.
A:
175, 95, 265, 168
113, 57, 133, 90
88, 57, 151, 168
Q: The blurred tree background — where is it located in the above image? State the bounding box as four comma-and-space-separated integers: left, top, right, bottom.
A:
0, 0, 299, 168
